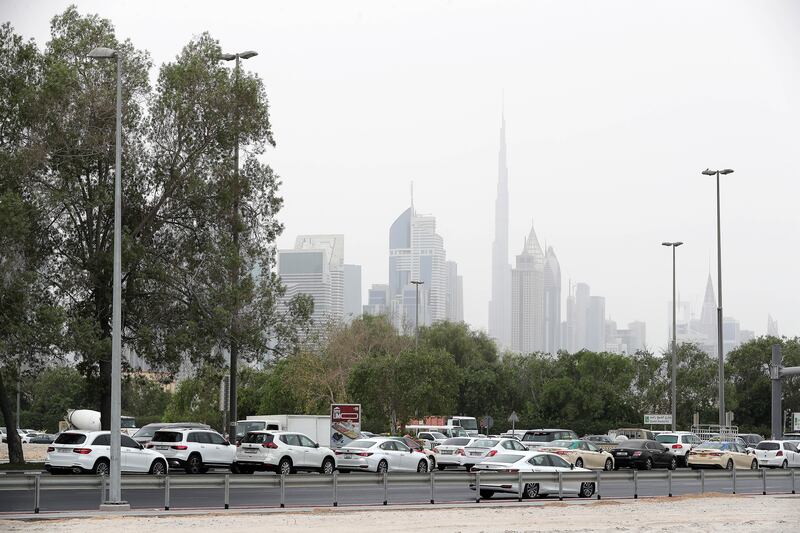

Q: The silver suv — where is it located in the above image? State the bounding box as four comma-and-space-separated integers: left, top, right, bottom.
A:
147, 428, 236, 473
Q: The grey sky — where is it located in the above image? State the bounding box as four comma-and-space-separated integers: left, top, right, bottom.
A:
6, 0, 799, 352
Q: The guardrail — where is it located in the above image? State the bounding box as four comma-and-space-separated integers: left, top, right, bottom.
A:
0, 468, 796, 514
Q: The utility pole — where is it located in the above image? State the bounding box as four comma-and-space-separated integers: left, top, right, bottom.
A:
662, 241, 683, 432
411, 280, 424, 349
220, 50, 258, 444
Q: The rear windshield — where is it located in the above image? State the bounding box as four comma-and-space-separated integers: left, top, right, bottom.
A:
550, 440, 578, 448
151, 431, 183, 443
756, 442, 779, 451
242, 433, 274, 444
54, 433, 87, 445
522, 432, 556, 442
656, 435, 679, 444
700, 442, 728, 450
486, 453, 523, 464
345, 440, 375, 449
133, 427, 160, 439
471, 439, 498, 448
443, 438, 471, 446
617, 440, 646, 449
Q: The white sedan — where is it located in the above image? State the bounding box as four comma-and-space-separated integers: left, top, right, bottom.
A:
335, 437, 431, 473
433, 437, 478, 470
462, 438, 528, 470
471, 451, 596, 499
754, 440, 800, 468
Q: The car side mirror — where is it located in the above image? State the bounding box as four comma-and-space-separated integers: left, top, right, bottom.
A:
314, 443, 319, 448
570, 463, 574, 470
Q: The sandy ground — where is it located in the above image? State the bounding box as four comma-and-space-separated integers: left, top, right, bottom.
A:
1, 494, 798, 532
0, 444, 49, 463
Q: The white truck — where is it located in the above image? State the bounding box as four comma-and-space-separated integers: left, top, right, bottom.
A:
236, 415, 331, 446
60, 409, 139, 436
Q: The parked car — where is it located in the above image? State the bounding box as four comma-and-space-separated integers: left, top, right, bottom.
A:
687, 441, 758, 470
538, 439, 615, 470
470, 451, 596, 499
147, 428, 234, 473
234, 430, 336, 475
610, 439, 677, 470
433, 437, 479, 470
753, 440, 800, 469
28, 433, 56, 444
133, 422, 211, 445
583, 435, 615, 444
461, 438, 528, 470
334, 437, 431, 473
655, 432, 703, 466
45, 430, 168, 475
416, 431, 449, 444
739, 433, 764, 449
387, 436, 438, 468
520, 429, 579, 450
610, 428, 655, 441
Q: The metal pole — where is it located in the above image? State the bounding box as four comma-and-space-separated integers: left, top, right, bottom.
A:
475, 472, 480, 503
671, 245, 677, 432
771, 345, 783, 440
106, 51, 125, 508
332, 471, 338, 507
517, 471, 523, 501
224, 473, 230, 510
558, 472, 563, 501
280, 474, 285, 508
164, 475, 170, 510
228, 55, 241, 445
415, 282, 420, 349
668, 469, 672, 497
633, 470, 638, 499
732, 466, 736, 494
595, 471, 601, 500
430, 470, 435, 504
715, 171, 725, 427
383, 471, 388, 505
700, 469, 705, 494
34, 474, 40, 514
761, 468, 766, 495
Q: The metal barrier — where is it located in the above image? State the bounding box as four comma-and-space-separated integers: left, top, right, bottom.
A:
0, 467, 797, 514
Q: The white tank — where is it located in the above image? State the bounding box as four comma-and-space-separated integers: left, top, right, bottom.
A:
67, 409, 102, 431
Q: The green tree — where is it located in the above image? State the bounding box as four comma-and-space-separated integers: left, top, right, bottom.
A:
163, 366, 224, 431
672, 343, 723, 429
121, 375, 171, 427
18, 367, 89, 433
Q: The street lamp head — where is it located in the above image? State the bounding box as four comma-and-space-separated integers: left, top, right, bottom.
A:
410, 280, 424, 286
675, 242, 684, 247
720, 169, 734, 175
661, 242, 672, 247
88, 47, 117, 59
220, 51, 258, 62
701, 169, 716, 176
219, 53, 236, 61
239, 50, 258, 59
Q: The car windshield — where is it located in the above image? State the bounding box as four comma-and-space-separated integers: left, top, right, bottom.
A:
443, 438, 471, 446
699, 442, 729, 450
345, 440, 375, 449
756, 442, 779, 451
471, 439, 499, 448
522, 432, 556, 442
656, 435, 679, 444
133, 426, 160, 439
457, 419, 478, 431
236, 421, 266, 438
54, 433, 87, 445
120, 417, 136, 428
486, 453, 524, 464
430, 432, 447, 439
151, 431, 183, 443
549, 440, 577, 448
242, 433, 273, 444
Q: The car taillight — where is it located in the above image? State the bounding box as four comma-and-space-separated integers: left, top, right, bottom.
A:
487, 450, 497, 457
357, 452, 373, 457
776, 451, 783, 457
432, 447, 439, 453
236, 442, 241, 447
261, 442, 278, 449
73, 448, 92, 454
672, 444, 683, 449
47, 447, 55, 452
171, 445, 189, 450
146, 444, 154, 448
709, 452, 722, 456
632, 451, 642, 457
555, 450, 569, 455
456, 448, 464, 456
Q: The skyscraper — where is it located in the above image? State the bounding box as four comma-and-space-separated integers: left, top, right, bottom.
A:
700, 273, 718, 356
343, 264, 362, 321
489, 113, 512, 350
511, 226, 545, 353
446, 260, 464, 322
767, 314, 779, 337
587, 295, 606, 351
543, 246, 561, 354
363, 284, 390, 317
277, 249, 334, 336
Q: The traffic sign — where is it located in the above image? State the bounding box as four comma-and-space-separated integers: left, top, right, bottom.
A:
508, 411, 519, 423
481, 415, 494, 430
644, 414, 672, 425
794, 412, 800, 432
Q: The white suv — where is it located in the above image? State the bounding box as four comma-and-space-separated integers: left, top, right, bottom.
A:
45, 430, 168, 475
147, 428, 236, 474
655, 432, 702, 466
234, 431, 337, 475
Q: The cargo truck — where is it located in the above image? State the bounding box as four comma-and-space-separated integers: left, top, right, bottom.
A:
235, 415, 332, 446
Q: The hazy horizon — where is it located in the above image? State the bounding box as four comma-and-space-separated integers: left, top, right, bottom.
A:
6, 0, 799, 353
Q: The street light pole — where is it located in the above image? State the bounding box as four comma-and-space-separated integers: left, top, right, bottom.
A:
410, 280, 424, 349
702, 168, 734, 427
88, 46, 127, 509
219, 50, 257, 443
662, 241, 683, 432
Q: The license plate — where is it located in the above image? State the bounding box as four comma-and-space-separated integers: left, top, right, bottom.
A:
441, 451, 452, 455
244, 448, 257, 454
156, 446, 168, 450
344, 455, 352, 459
616, 452, 627, 456
59, 448, 72, 453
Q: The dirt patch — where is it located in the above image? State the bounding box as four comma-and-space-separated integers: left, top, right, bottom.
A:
0, 444, 50, 463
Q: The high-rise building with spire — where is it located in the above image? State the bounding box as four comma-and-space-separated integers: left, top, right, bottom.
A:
543, 246, 561, 354
489, 112, 512, 350
511, 226, 545, 353
767, 314, 779, 337
700, 273, 718, 355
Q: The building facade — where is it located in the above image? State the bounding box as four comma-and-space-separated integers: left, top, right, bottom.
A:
511, 226, 545, 353
489, 113, 512, 350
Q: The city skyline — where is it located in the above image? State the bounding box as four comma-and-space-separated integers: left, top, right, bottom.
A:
7, 1, 799, 351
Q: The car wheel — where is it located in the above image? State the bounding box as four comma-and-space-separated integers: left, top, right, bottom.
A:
751, 460, 758, 470
669, 458, 677, 470
377, 460, 389, 474
604, 458, 613, 471
644, 458, 653, 470
321, 458, 335, 475
437, 464, 446, 471
417, 460, 428, 473
279, 457, 293, 476
479, 489, 494, 499
781, 460, 788, 470
725, 459, 734, 470
523, 482, 540, 499
93, 459, 110, 476
579, 482, 595, 498
149, 460, 167, 475
185, 454, 203, 475
575, 458, 584, 468
465, 464, 474, 472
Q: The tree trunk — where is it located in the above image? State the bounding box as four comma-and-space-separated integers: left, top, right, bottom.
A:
0, 370, 25, 464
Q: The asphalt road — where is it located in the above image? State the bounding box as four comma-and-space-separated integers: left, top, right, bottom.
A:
1, 469, 797, 514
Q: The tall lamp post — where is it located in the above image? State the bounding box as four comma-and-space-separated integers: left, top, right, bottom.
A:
87, 46, 127, 510
662, 241, 683, 432
219, 50, 257, 443
410, 280, 424, 349
701, 168, 734, 427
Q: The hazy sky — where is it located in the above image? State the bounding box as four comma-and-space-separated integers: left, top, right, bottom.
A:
6, 1, 800, 352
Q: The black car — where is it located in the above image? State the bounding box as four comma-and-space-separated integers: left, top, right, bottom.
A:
610, 439, 677, 470
28, 433, 56, 444
738, 434, 763, 448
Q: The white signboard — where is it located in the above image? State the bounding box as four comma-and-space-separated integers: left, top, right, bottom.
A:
794, 412, 800, 432
644, 414, 672, 425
